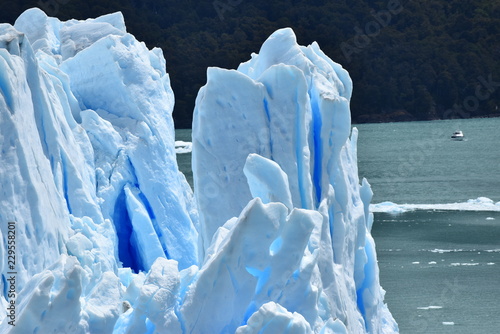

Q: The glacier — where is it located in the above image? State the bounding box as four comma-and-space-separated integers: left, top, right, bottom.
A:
0, 8, 397, 334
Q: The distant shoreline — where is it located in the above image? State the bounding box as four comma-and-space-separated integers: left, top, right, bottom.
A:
353, 114, 500, 125
353, 111, 500, 125
174, 114, 500, 130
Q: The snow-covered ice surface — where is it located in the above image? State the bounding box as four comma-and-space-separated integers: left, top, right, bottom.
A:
0, 9, 397, 333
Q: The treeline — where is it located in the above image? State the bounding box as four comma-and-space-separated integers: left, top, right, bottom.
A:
2, 0, 500, 127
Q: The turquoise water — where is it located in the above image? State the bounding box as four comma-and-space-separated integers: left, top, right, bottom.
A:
356, 118, 500, 204
373, 210, 500, 333
176, 117, 500, 333
357, 118, 500, 333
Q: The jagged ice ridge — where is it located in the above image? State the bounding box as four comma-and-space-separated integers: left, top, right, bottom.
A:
0, 8, 397, 333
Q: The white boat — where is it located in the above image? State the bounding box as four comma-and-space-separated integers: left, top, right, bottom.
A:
451, 130, 464, 141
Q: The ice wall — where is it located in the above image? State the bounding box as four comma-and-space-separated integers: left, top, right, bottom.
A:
191, 28, 398, 333
0, 8, 197, 332
0, 8, 397, 334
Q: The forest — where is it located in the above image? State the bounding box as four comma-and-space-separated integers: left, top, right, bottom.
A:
2, 0, 500, 127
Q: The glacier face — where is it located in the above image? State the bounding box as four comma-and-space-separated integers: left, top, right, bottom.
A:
0, 8, 397, 334
192, 28, 396, 333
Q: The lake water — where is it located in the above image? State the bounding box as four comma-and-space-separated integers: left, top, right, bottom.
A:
357, 118, 500, 334
176, 117, 500, 333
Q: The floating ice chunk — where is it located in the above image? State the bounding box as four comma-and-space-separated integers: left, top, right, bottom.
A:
417, 306, 443, 310
442, 322, 455, 325
371, 197, 500, 213
468, 197, 494, 205
430, 249, 463, 253
174, 140, 192, 154
369, 202, 407, 214
486, 217, 495, 220
451, 262, 479, 266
